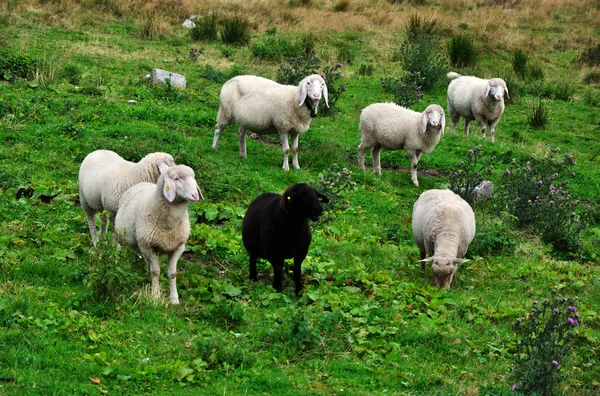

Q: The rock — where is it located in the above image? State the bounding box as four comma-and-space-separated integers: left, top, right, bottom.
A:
472, 180, 494, 201
150, 68, 186, 89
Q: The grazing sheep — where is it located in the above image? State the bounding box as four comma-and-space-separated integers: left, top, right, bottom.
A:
114, 164, 203, 305
242, 183, 329, 294
358, 103, 446, 187
212, 74, 329, 170
78, 150, 175, 246
447, 72, 509, 143
412, 189, 476, 291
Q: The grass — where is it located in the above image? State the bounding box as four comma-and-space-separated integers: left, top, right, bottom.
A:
1, 0, 600, 395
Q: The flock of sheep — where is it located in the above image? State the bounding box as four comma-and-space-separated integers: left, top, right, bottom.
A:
78, 70, 509, 302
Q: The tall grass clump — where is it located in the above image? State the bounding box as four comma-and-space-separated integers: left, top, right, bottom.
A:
220, 15, 251, 46
574, 43, 600, 67
405, 14, 437, 42
447, 34, 478, 68
582, 67, 600, 85
189, 12, 219, 42
528, 98, 548, 128
139, 11, 165, 40
511, 290, 580, 395
512, 49, 528, 79
496, 149, 586, 254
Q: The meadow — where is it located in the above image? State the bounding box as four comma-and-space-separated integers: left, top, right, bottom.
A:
0, 0, 599, 394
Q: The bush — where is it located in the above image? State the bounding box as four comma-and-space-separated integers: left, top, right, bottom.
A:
528, 98, 548, 129
447, 34, 478, 68
449, 145, 492, 205
551, 82, 575, 101
511, 291, 580, 395
61, 64, 82, 85
469, 212, 517, 257
512, 49, 528, 79
199, 64, 244, 84
251, 36, 299, 61
397, 33, 447, 91
336, 42, 357, 65
320, 63, 347, 116
189, 12, 219, 42
496, 149, 586, 254
220, 15, 251, 46
275, 49, 320, 85
358, 63, 374, 76
381, 72, 424, 108
312, 164, 357, 223
0, 48, 37, 81
528, 62, 545, 81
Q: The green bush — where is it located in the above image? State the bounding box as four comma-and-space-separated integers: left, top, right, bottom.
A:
0, 48, 37, 81
189, 12, 219, 42
275, 49, 320, 85
199, 64, 244, 84
528, 62, 545, 81
336, 42, 357, 65
447, 34, 478, 68
511, 291, 580, 395
358, 63, 374, 76
528, 98, 548, 129
512, 49, 528, 79
469, 212, 517, 257
312, 164, 357, 223
61, 64, 82, 85
220, 15, 251, 46
251, 36, 299, 61
381, 72, 424, 108
449, 145, 492, 205
406, 14, 437, 42
319, 63, 347, 116
398, 34, 448, 91
551, 82, 575, 101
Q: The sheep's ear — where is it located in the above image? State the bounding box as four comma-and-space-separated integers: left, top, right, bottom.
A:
504, 86, 510, 100
420, 257, 434, 263
421, 112, 428, 133
158, 162, 170, 174
485, 83, 492, 98
453, 258, 469, 264
299, 80, 308, 106
317, 192, 329, 204
322, 81, 329, 108
163, 177, 177, 202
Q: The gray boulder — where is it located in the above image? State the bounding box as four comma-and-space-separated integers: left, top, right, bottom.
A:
150, 68, 187, 89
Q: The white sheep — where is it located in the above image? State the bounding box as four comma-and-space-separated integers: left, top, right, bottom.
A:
212, 74, 329, 170
78, 150, 175, 246
114, 164, 203, 305
412, 189, 476, 291
447, 72, 509, 143
357, 103, 445, 187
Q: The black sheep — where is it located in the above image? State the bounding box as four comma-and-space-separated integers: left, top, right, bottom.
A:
242, 183, 329, 294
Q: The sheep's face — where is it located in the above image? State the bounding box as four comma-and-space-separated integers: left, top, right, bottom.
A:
431, 259, 458, 291
159, 164, 204, 203
299, 75, 329, 108
283, 183, 329, 221
486, 78, 509, 102
422, 104, 446, 133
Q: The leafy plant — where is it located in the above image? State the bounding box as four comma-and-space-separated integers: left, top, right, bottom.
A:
0, 48, 37, 81
469, 212, 517, 257
397, 32, 448, 91
190, 12, 219, 42
61, 64, 82, 85
220, 15, 251, 46
358, 63, 374, 76
275, 49, 320, 85
551, 82, 574, 101
198, 64, 244, 84
449, 145, 492, 205
528, 98, 548, 128
511, 291, 580, 395
447, 34, 478, 68
319, 63, 347, 116
512, 49, 528, 79
312, 164, 357, 223
381, 72, 424, 108
188, 47, 202, 62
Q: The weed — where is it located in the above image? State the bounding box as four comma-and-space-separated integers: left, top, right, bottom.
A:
528, 98, 548, 129
358, 63, 374, 76
312, 164, 357, 223
469, 212, 517, 257
381, 72, 425, 108
275, 49, 320, 85
333, 0, 351, 12
139, 11, 164, 40
61, 64, 82, 85
512, 49, 528, 79
406, 14, 437, 42
198, 64, 244, 84
528, 62, 545, 81
190, 12, 219, 42
336, 42, 357, 65
449, 145, 492, 205
575, 43, 600, 67
397, 33, 448, 91
320, 63, 347, 116
551, 82, 574, 101
188, 47, 202, 62
0, 48, 37, 81
447, 34, 478, 68
251, 36, 298, 61
220, 15, 251, 46
511, 290, 580, 395
581, 67, 600, 84
582, 87, 599, 107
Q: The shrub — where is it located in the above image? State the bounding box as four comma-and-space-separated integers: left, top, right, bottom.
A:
448, 145, 492, 205
528, 62, 545, 81
447, 34, 478, 68
406, 14, 437, 42
199, 64, 244, 84
187, 47, 202, 62
469, 212, 517, 257
320, 63, 347, 116
336, 42, 357, 65
251, 36, 298, 61
61, 64, 82, 85
496, 149, 586, 254
275, 49, 320, 85
512, 49, 528, 79
189, 12, 219, 42
220, 15, 251, 46
551, 82, 574, 101
312, 164, 357, 223
358, 63, 374, 76
511, 291, 580, 395
528, 98, 548, 129
0, 48, 37, 81
575, 43, 600, 67
381, 72, 424, 108
397, 33, 447, 91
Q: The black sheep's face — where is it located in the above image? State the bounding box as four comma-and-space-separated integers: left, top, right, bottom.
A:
286, 184, 329, 221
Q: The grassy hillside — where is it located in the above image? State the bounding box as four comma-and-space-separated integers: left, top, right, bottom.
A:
1, 0, 599, 394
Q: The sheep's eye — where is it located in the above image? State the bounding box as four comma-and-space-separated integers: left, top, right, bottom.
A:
318, 197, 323, 201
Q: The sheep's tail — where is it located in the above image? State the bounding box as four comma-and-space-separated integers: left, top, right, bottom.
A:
447, 72, 462, 80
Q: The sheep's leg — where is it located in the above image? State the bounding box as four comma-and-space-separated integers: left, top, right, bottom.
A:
474, 115, 487, 140
280, 133, 290, 171
406, 150, 421, 187
488, 119, 500, 143
84, 211, 99, 247
271, 260, 284, 292
99, 212, 108, 235
372, 146, 382, 175
293, 254, 306, 295
166, 244, 184, 305
463, 119, 471, 136
450, 114, 460, 134
238, 127, 247, 157
291, 134, 300, 170
249, 254, 258, 282
357, 144, 367, 171
140, 246, 161, 301
212, 123, 222, 150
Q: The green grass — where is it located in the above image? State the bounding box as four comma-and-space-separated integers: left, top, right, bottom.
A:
1, 3, 600, 395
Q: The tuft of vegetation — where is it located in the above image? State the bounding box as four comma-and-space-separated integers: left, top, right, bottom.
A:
582, 67, 600, 85
198, 64, 244, 84
189, 12, 219, 42
528, 62, 545, 81
333, 0, 351, 12
139, 11, 165, 40
61, 64, 82, 85
319, 63, 347, 116
512, 49, 529, 79
275, 49, 320, 85
0, 48, 37, 81
397, 34, 448, 91
358, 63, 374, 76
575, 43, 600, 67
405, 14, 438, 42
528, 98, 549, 128
511, 291, 580, 395
447, 34, 478, 68
381, 72, 425, 108
312, 164, 357, 223
220, 15, 251, 46
449, 145, 490, 205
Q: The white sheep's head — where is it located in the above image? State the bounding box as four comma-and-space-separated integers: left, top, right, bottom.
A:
158, 164, 203, 203
421, 104, 446, 134
299, 74, 329, 108
421, 256, 468, 291
485, 78, 510, 102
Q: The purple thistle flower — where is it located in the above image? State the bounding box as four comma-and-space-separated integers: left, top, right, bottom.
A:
338, 63, 343, 67
552, 360, 559, 366
505, 169, 511, 175
343, 167, 348, 172
516, 197, 521, 201
468, 149, 474, 155
512, 384, 517, 391
568, 317, 576, 325
554, 309, 560, 313
539, 180, 543, 185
